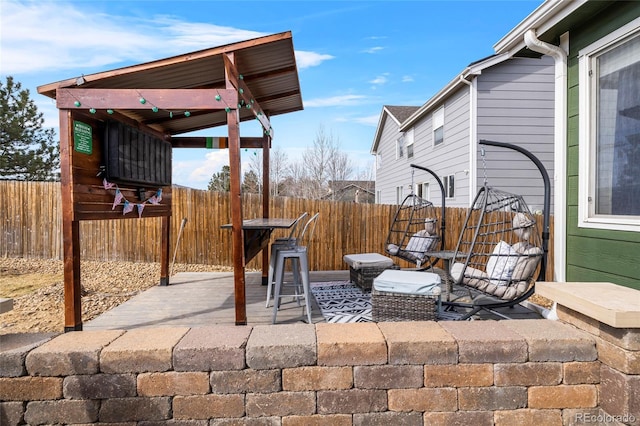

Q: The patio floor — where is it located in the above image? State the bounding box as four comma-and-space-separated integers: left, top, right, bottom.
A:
84, 270, 542, 330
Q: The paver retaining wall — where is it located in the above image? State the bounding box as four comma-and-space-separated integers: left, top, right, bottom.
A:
1, 318, 638, 425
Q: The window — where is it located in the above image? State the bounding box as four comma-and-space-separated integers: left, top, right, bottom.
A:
416, 182, 429, 200
433, 107, 444, 146
376, 153, 382, 170
443, 175, 455, 198
406, 129, 415, 158
579, 19, 640, 232
396, 186, 403, 204
396, 135, 404, 159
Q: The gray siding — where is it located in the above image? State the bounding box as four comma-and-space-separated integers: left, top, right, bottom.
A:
403, 87, 471, 208
376, 88, 469, 207
374, 56, 555, 213
374, 113, 405, 204
476, 56, 555, 214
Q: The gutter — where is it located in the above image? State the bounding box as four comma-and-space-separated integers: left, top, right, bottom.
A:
524, 28, 568, 282
458, 75, 477, 206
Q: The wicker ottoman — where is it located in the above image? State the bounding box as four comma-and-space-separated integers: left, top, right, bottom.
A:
372, 269, 441, 322
343, 253, 395, 291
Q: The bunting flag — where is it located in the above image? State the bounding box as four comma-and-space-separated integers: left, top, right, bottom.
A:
104, 179, 163, 217
103, 178, 115, 190
112, 189, 124, 210
122, 200, 134, 215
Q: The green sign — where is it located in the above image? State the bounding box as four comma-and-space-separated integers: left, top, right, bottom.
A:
73, 121, 92, 154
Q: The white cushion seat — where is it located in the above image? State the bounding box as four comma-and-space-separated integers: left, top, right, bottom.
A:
343, 253, 394, 270
373, 269, 442, 296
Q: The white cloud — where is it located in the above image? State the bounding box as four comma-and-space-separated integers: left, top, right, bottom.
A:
369, 75, 388, 85
402, 75, 415, 83
334, 113, 380, 126
1, 1, 329, 76
353, 114, 381, 126
295, 51, 335, 69
173, 150, 229, 189
304, 94, 367, 108
363, 46, 384, 54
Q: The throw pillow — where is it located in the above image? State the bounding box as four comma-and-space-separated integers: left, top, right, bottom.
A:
485, 240, 519, 286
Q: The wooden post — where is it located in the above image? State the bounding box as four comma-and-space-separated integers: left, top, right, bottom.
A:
59, 110, 82, 331
225, 52, 247, 325
261, 134, 270, 285
159, 216, 170, 286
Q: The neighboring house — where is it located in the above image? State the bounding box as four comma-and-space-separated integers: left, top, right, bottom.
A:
372, 54, 555, 215
371, 106, 419, 205
494, 0, 639, 287
324, 180, 375, 203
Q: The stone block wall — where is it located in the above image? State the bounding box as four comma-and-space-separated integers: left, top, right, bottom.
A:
0, 319, 637, 425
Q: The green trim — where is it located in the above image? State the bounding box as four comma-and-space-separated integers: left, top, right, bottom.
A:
565, 2, 640, 288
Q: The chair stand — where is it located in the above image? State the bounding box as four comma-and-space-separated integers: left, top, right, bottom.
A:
272, 246, 312, 324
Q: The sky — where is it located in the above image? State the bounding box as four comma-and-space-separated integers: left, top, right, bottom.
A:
1, 0, 543, 190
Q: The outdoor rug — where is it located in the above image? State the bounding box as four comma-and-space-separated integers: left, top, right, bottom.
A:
310, 281, 373, 323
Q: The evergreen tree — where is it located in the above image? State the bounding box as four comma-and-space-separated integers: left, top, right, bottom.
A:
0, 76, 59, 181
207, 165, 231, 191
242, 169, 260, 193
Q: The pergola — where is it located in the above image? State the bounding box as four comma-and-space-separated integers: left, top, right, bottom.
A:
37, 32, 303, 330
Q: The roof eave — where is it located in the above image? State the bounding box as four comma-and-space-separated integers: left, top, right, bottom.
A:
493, 0, 588, 55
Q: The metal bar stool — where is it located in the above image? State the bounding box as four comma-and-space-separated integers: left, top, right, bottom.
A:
271, 213, 319, 324
265, 212, 308, 307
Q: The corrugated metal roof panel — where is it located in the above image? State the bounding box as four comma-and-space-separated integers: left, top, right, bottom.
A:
38, 32, 302, 136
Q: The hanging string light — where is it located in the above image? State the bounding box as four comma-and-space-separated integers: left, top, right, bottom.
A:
65, 84, 270, 134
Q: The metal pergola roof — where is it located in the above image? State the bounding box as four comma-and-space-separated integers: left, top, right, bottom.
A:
38, 31, 303, 136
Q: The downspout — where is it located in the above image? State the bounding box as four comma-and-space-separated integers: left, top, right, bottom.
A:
459, 74, 475, 207
524, 29, 567, 282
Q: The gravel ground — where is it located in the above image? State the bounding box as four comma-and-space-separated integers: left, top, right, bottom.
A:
0, 257, 233, 334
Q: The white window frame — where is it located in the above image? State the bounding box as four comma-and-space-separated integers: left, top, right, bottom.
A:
578, 17, 640, 232
443, 174, 455, 199
406, 128, 415, 159
416, 182, 430, 201
396, 135, 404, 159
376, 153, 382, 170
433, 107, 444, 146
396, 186, 403, 204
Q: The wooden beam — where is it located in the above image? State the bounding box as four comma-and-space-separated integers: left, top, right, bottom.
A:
56, 88, 238, 110
222, 55, 273, 138
226, 52, 247, 325
170, 136, 269, 149
261, 133, 271, 286
59, 110, 83, 331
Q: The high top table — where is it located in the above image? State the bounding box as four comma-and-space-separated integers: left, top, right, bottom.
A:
222, 218, 297, 285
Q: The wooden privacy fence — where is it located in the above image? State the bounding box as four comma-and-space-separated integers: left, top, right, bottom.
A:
0, 181, 554, 279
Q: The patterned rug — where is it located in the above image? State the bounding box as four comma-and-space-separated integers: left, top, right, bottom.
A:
310, 281, 373, 323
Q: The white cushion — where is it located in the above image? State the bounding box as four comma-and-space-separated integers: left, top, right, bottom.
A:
486, 241, 519, 286
343, 253, 394, 270
404, 230, 438, 256
373, 269, 441, 296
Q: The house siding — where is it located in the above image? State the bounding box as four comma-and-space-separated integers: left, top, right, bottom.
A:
565, 3, 640, 289
476, 56, 556, 214
408, 87, 471, 208
374, 113, 406, 204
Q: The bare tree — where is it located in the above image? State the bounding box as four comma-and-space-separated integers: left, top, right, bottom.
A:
247, 150, 263, 194
270, 146, 289, 197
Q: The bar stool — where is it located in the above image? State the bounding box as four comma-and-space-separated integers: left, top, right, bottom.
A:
265, 212, 308, 307
271, 212, 319, 324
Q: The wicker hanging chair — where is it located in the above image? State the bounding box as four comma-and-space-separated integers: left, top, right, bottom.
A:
444, 140, 550, 320
449, 185, 543, 300
384, 193, 440, 268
